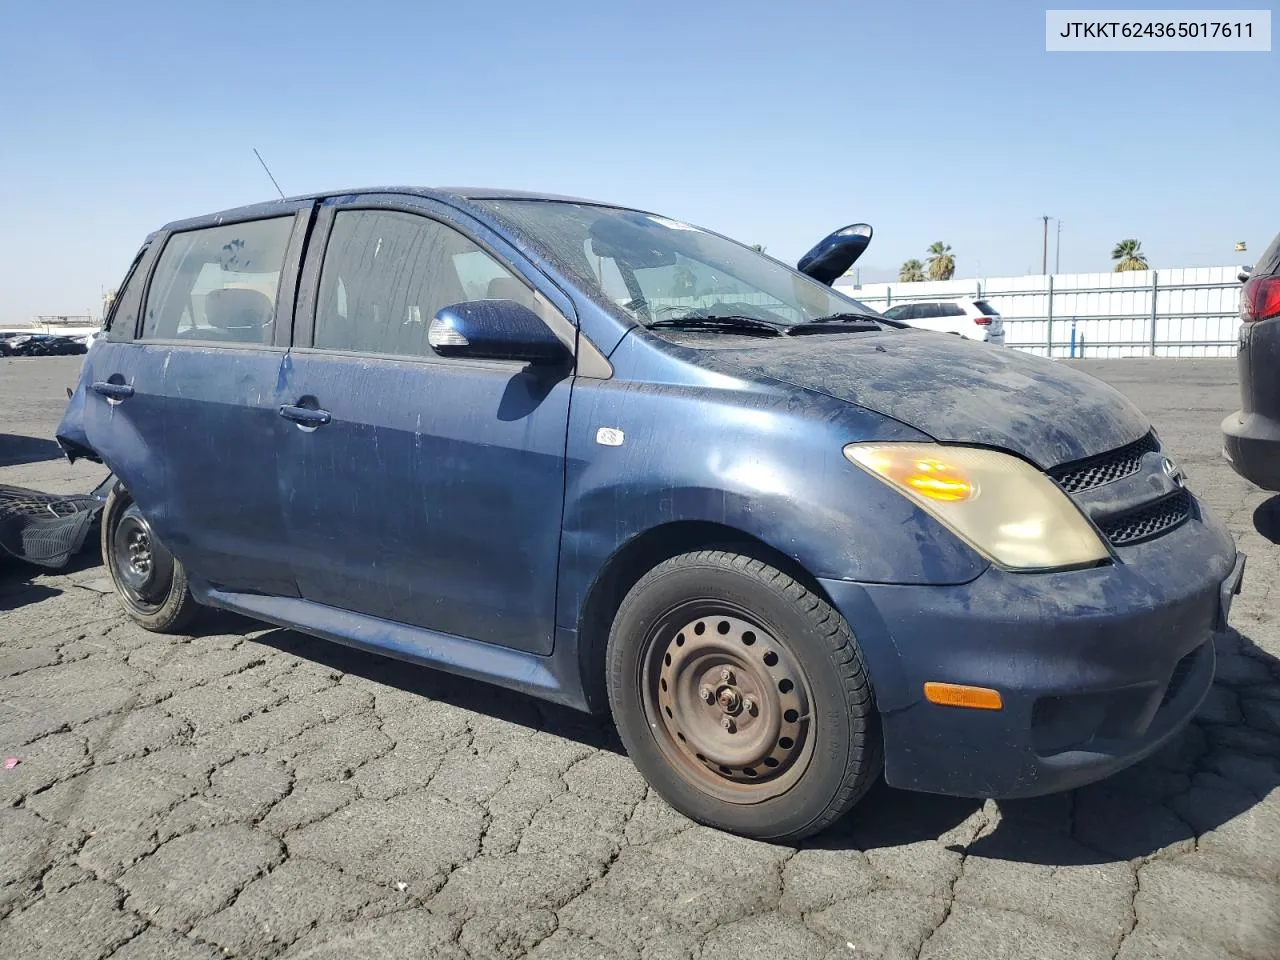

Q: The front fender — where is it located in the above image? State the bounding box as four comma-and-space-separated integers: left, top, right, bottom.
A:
555, 357, 989, 631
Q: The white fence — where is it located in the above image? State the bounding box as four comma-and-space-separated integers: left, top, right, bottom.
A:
834, 266, 1245, 358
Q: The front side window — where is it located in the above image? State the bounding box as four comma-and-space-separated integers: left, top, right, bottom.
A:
481, 200, 877, 329
314, 210, 536, 357
142, 218, 293, 344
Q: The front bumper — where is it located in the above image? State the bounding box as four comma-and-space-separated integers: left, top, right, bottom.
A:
1222, 409, 1280, 491
819, 507, 1240, 799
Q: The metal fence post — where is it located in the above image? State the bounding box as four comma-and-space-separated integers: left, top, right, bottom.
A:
1046, 276, 1054, 357
886, 286, 892, 309
1149, 271, 1159, 356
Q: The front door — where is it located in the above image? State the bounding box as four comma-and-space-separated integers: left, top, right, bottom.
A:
277, 201, 572, 654
75, 208, 310, 595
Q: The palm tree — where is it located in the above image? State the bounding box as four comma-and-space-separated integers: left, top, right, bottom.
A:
926, 242, 955, 280
899, 259, 926, 282
1111, 239, 1148, 272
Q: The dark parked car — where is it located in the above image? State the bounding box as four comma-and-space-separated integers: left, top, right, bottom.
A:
43, 335, 88, 356
0, 334, 86, 357
58, 188, 1244, 841
1223, 231, 1280, 490
0, 333, 41, 356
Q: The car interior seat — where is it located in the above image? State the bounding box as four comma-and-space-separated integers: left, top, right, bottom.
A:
486, 277, 535, 308
203, 288, 273, 343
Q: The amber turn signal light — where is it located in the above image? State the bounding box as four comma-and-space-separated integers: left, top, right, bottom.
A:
923, 682, 1003, 711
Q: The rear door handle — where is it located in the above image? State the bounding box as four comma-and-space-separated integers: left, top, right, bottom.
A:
91, 381, 134, 400
279, 404, 332, 427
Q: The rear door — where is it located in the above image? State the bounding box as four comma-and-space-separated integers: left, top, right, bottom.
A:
907, 303, 947, 333
937, 301, 971, 337
277, 196, 574, 654
71, 205, 313, 595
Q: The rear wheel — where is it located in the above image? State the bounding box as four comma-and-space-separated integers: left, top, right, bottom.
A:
606, 550, 881, 842
101, 484, 199, 633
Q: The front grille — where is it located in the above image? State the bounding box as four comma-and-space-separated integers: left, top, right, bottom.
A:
1099, 489, 1193, 546
1049, 432, 1160, 494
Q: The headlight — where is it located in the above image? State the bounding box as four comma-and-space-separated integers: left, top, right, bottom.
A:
843, 443, 1109, 570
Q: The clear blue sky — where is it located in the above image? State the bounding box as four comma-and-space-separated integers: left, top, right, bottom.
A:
0, 0, 1275, 324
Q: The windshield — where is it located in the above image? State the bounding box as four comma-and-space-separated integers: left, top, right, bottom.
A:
481, 200, 878, 328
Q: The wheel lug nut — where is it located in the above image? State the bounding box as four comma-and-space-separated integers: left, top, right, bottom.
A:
699, 686, 714, 704
742, 698, 755, 714
720, 668, 733, 683
722, 716, 735, 733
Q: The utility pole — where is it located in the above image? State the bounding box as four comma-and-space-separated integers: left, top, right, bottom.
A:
1041, 215, 1050, 275
1055, 219, 1063, 274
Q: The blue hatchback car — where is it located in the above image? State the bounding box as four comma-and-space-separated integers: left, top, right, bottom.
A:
58, 187, 1245, 841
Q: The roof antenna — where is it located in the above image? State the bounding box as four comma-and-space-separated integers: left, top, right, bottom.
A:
253, 148, 286, 199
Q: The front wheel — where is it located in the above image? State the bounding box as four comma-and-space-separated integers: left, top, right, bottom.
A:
606, 551, 882, 842
101, 483, 199, 633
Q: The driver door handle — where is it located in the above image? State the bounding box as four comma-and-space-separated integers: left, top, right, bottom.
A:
91, 381, 134, 400
279, 404, 331, 427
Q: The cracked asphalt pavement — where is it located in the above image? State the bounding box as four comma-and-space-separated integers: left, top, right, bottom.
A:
1, 355, 1278, 960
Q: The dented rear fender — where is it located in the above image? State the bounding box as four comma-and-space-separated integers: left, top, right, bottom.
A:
55, 362, 99, 463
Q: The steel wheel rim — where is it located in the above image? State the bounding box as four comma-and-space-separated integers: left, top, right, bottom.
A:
111, 505, 173, 608
641, 602, 814, 804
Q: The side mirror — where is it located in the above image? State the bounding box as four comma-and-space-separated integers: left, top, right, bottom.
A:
797, 224, 873, 286
428, 299, 567, 365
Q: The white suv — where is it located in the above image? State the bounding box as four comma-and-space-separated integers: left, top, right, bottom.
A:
880, 299, 1005, 345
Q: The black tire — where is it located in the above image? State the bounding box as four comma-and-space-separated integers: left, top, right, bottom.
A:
606, 550, 882, 842
101, 483, 200, 633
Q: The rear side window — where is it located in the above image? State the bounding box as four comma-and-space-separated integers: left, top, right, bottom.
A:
1251, 233, 1280, 277
913, 304, 939, 319
103, 244, 149, 338
973, 300, 1000, 316
313, 210, 535, 358
939, 303, 966, 317
142, 218, 294, 344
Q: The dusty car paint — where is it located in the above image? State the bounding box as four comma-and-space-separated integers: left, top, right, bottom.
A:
58, 186, 1242, 800
1223, 230, 1280, 490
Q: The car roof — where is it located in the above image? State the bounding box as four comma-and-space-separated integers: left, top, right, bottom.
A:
155, 186, 617, 235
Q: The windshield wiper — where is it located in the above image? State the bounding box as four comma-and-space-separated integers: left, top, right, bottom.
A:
646, 314, 784, 337
787, 313, 885, 335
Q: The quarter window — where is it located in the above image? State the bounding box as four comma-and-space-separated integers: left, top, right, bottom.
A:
142, 218, 293, 344
314, 210, 536, 358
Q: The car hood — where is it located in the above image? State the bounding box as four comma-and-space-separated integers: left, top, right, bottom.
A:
702, 330, 1150, 469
